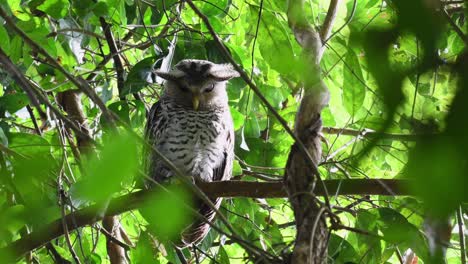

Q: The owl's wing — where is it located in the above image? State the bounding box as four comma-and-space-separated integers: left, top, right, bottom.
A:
145, 101, 164, 144
212, 127, 234, 182
212, 152, 228, 182
143, 101, 171, 185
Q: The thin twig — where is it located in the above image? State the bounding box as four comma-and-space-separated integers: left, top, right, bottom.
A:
99, 17, 126, 100
319, 0, 342, 60
334, 224, 384, 239
59, 190, 82, 264
457, 206, 467, 264
97, 225, 133, 250
322, 127, 432, 141
323, 0, 357, 46
26, 105, 43, 136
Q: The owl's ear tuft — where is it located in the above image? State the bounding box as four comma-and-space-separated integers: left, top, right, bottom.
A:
153, 69, 186, 81
208, 64, 240, 82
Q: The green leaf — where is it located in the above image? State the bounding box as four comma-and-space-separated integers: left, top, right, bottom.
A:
355, 210, 381, 264
122, 57, 157, 96
342, 48, 366, 117
232, 160, 242, 176
37, 0, 70, 19
230, 107, 245, 131
9, 36, 23, 63
72, 0, 94, 17
130, 100, 147, 128
150, 0, 177, 25
244, 115, 260, 138
259, 11, 297, 78
0, 27, 10, 54
215, 246, 230, 264
7, 0, 31, 21
108, 101, 131, 124
88, 253, 102, 264
140, 186, 193, 241
0, 93, 29, 114
328, 234, 358, 263
259, 85, 285, 109
0, 127, 7, 146
75, 131, 139, 202
131, 232, 160, 263
92, 1, 109, 17
8, 132, 51, 157
200, 0, 230, 17
0, 205, 26, 242
407, 138, 465, 217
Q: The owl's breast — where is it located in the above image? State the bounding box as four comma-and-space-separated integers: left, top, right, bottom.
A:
156, 109, 229, 181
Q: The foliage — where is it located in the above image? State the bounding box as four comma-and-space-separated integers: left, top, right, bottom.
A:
0, 0, 467, 263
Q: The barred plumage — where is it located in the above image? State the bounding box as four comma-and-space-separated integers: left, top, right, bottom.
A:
144, 59, 239, 247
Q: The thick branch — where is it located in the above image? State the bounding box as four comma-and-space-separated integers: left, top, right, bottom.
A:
0, 179, 411, 262
286, 0, 338, 262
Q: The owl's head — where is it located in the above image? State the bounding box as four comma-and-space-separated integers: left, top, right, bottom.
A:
154, 59, 239, 111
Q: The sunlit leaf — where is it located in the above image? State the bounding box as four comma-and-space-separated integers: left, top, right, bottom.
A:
215, 246, 230, 264
37, 0, 69, 19
342, 49, 365, 117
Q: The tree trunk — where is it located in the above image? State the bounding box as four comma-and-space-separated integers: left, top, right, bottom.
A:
285, 1, 334, 262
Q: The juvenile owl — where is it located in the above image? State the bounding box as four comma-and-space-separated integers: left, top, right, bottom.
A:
144, 59, 239, 247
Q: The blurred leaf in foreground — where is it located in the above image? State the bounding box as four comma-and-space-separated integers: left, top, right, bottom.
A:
73, 131, 139, 203
140, 185, 193, 243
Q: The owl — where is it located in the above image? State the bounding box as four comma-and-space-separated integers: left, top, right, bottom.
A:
144, 59, 239, 247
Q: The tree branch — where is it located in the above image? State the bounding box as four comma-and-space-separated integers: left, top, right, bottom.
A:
286, 0, 339, 262
99, 17, 126, 100
0, 179, 412, 262
322, 127, 433, 141
319, 0, 341, 60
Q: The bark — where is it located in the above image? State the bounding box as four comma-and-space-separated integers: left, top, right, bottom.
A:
285, 0, 337, 263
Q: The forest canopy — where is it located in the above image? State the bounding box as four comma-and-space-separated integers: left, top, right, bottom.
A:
0, 0, 467, 263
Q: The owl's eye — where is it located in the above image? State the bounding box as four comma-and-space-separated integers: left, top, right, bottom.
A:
178, 85, 190, 93
204, 84, 215, 93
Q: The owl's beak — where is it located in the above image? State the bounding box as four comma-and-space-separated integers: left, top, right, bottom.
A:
192, 95, 200, 111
